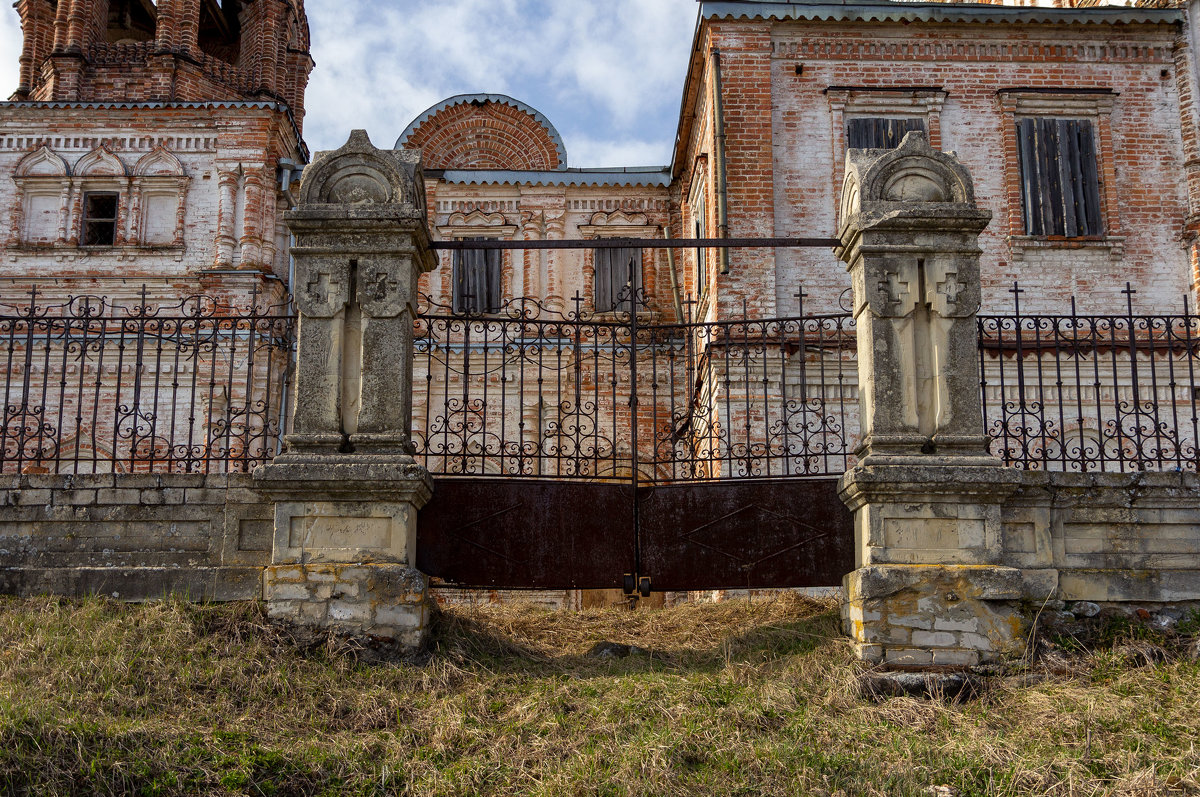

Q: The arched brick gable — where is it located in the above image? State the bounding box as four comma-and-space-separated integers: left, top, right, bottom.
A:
396, 94, 566, 170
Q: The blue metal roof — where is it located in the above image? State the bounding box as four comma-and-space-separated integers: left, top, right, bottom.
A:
395, 93, 569, 168
701, 0, 1182, 26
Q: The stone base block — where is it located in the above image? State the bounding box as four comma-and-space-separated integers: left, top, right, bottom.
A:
843, 564, 1057, 666
264, 562, 430, 649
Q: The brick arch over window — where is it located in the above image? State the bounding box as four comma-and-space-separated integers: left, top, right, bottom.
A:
395, 94, 567, 170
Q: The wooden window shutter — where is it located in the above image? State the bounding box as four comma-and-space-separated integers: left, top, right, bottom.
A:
846, 117, 926, 150
452, 238, 501, 313
594, 246, 642, 313
1017, 118, 1103, 237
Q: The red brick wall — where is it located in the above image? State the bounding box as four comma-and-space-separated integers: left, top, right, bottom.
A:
709, 25, 779, 319
677, 16, 1193, 317
405, 100, 563, 170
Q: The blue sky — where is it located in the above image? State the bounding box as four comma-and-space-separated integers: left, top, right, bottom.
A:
0, 0, 700, 166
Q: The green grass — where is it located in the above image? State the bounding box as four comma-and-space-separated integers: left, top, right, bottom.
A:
1, 594, 1198, 796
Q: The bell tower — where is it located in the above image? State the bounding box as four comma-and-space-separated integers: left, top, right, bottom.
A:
12, 0, 312, 127
2, 0, 313, 303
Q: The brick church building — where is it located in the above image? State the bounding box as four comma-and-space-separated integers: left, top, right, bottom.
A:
4, 0, 1194, 322
410, 1, 1196, 326
0, 0, 1196, 512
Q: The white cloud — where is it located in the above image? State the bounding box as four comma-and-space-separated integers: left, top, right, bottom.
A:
304, 0, 697, 164
0, 0, 698, 166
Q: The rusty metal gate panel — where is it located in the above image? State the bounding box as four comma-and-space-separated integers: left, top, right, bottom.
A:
637, 478, 854, 591
417, 478, 634, 590
412, 288, 858, 593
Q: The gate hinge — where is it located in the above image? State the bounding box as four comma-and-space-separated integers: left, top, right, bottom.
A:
622, 573, 651, 598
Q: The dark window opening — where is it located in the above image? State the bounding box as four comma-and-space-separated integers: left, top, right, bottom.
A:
198, 0, 242, 64
1017, 117, 1103, 238
595, 247, 643, 313
106, 0, 157, 43
452, 239, 502, 314
846, 117, 926, 149
81, 192, 119, 246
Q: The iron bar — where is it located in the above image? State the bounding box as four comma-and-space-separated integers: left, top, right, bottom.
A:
0, 289, 293, 475
412, 292, 857, 482
978, 282, 1200, 473
429, 237, 841, 251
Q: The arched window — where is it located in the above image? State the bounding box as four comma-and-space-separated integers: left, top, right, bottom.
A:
11, 146, 71, 246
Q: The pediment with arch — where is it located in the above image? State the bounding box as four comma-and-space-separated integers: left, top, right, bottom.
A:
436, 208, 517, 238
578, 208, 658, 239
75, 146, 128, 178
298, 130, 421, 209
15, 146, 70, 178
134, 146, 186, 178
586, 210, 649, 227
840, 131, 975, 221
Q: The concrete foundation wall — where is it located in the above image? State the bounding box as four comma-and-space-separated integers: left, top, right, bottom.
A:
1, 470, 1198, 620
1004, 471, 1200, 604
0, 473, 270, 600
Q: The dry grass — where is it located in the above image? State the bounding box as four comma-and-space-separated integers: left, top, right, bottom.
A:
0, 593, 1198, 796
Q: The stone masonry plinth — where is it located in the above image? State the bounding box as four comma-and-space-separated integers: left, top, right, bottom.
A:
257, 459, 433, 646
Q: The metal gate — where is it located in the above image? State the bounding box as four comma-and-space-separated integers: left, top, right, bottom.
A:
413, 289, 858, 593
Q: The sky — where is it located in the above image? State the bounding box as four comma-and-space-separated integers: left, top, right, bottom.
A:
0, 0, 700, 167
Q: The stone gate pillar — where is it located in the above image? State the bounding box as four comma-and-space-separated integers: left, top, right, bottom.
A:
254, 130, 437, 648
835, 132, 1053, 667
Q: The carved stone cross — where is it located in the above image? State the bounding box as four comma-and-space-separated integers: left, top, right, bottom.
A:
368, 270, 398, 302
936, 270, 967, 306
307, 271, 340, 303
879, 272, 911, 307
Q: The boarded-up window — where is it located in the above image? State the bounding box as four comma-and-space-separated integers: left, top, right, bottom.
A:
81, 192, 119, 246
595, 247, 642, 313
452, 238, 501, 313
141, 192, 176, 245
22, 193, 59, 244
846, 117, 926, 149
1017, 117, 1103, 237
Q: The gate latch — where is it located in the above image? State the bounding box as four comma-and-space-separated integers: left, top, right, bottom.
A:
622, 573, 652, 598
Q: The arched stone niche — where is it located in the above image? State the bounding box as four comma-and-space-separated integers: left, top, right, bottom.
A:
839, 131, 976, 223
298, 130, 425, 212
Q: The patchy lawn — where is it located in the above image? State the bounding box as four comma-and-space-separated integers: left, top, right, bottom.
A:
1, 593, 1198, 796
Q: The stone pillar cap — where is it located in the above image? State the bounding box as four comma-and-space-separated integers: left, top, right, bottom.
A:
840, 131, 986, 221
290, 129, 428, 219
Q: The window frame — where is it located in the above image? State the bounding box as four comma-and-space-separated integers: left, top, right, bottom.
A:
80, 191, 121, 247
435, 210, 518, 315
997, 89, 1124, 261
845, 116, 928, 150
1015, 116, 1103, 239
592, 245, 643, 314
578, 214, 659, 316
826, 87, 947, 225
689, 163, 709, 306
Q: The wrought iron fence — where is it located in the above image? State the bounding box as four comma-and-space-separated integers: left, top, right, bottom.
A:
413, 292, 858, 482
0, 287, 294, 474
979, 283, 1200, 472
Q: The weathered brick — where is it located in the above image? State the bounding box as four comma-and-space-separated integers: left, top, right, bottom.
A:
96, 489, 142, 505
931, 649, 981, 667
13, 489, 52, 506
912, 630, 958, 648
